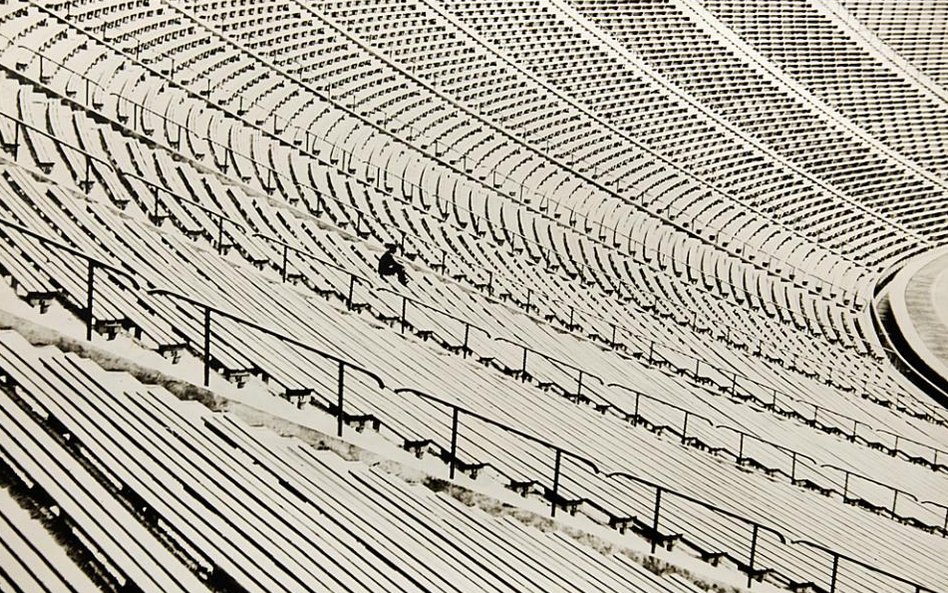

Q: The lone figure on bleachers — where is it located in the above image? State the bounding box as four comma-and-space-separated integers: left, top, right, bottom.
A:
378, 243, 409, 286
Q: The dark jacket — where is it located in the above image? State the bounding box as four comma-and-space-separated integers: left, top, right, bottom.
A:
378, 250, 399, 275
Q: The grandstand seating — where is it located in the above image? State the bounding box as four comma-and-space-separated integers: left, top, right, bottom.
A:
0, 0, 946, 592
695, 0, 948, 179
836, 0, 948, 89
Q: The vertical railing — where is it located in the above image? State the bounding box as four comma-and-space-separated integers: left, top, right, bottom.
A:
148, 288, 385, 437
375, 287, 491, 356
253, 233, 370, 311
793, 539, 937, 593
0, 218, 140, 342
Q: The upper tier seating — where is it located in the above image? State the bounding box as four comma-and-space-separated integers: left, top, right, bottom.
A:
836, 0, 948, 89
696, 0, 948, 179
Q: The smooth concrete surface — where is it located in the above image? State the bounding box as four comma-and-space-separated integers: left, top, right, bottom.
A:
888, 246, 948, 383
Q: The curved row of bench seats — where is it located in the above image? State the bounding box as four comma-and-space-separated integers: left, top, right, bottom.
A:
695, 0, 948, 182
105, 0, 900, 290
3, 52, 940, 431
836, 0, 948, 89
0, 331, 734, 593
1, 162, 946, 593
377, 0, 947, 253
0, 9, 894, 379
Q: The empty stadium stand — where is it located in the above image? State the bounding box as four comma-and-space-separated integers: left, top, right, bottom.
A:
0, 0, 946, 592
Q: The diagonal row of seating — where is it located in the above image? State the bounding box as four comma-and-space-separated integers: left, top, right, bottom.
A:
0, 138, 945, 593
0, 330, 732, 593
695, 0, 948, 179
836, 0, 948, 89
3, 53, 945, 445
399, 0, 948, 250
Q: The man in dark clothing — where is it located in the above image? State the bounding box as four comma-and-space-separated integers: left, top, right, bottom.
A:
378, 243, 409, 285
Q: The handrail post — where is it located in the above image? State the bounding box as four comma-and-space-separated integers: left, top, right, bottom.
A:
462, 323, 470, 358
633, 392, 641, 425
650, 486, 663, 554
346, 273, 356, 310
551, 448, 562, 518
400, 296, 407, 334
610, 323, 617, 347
336, 361, 345, 437
841, 470, 850, 501
449, 406, 460, 480
746, 523, 759, 588
216, 214, 224, 254
828, 551, 840, 593
680, 411, 689, 444
202, 306, 211, 387
315, 193, 325, 217
12, 119, 19, 159
647, 341, 655, 364
84, 154, 91, 193
737, 432, 745, 463
281, 244, 288, 282
576, 369, 584, 398
891, 490, 899, 517
790, 451, 797, 482
85, 261, 95, 341
520, 346, 528, 380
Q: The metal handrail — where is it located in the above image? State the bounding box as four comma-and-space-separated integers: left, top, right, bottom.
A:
253, 232, 369, 281
147, 288, 383, 382
791, 538, 937, 593
0, 216, 140, 340
494, 335, 605, 399
607, 382, 712, 424
0, 217, 137, 285
375, 285, 493, 346
148, 287, 385, 436
716, 424, 817, 463
819, 462, 922, 520
606, 470, 788, 543
878, 428, 947, 465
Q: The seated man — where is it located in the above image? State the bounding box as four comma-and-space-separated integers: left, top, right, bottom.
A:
378, 243, 409, 285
